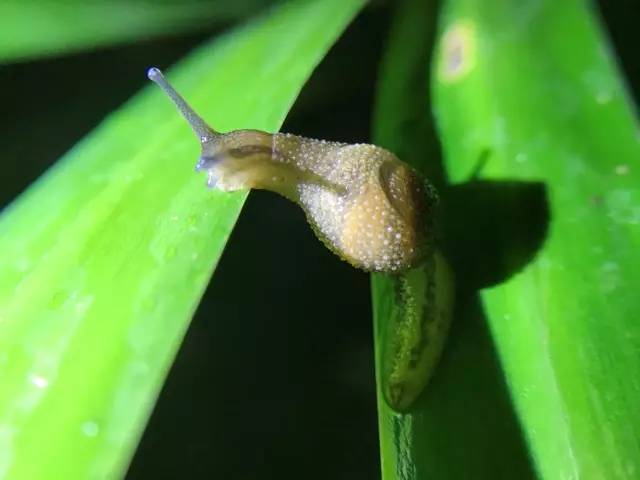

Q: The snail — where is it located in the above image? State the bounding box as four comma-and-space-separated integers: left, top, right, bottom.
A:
148, 67, 454, 412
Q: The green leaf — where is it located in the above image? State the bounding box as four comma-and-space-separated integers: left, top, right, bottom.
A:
432, 0, 640, 479
0, 0, 273, 64
0, 0, 364, 478
371, 0, 534, 478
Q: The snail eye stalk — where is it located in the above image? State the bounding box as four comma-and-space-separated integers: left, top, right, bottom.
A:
147, 67, 216, 142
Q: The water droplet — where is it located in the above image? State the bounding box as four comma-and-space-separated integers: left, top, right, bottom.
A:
81, 421, 99, 438
29, 374, 49, 389
596, 91, 612, 104
614, 164, 629, 176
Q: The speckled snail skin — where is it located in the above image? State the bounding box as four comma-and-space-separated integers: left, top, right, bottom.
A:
148, 67, 454, 411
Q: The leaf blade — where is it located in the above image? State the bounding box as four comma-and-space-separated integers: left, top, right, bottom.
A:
0, 0, 275, 64
371, 0, 534, 478
0, 1, 364, 478
433, 0, 640, 478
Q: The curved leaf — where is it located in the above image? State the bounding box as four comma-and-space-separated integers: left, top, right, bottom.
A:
0, 0, 364, 478
0, 0, 273, 64
433, 0, 640, 478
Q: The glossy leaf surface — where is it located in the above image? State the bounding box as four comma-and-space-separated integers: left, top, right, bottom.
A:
433, 0, 640, 478
0, 1, 364, 478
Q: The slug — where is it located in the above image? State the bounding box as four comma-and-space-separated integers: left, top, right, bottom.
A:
148, 67, 454, 411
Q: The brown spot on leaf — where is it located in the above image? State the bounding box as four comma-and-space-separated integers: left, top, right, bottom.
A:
439, 20, 476, 82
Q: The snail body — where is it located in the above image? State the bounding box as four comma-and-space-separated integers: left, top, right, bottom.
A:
148, 67, 453, 411
379, 251, 454, 411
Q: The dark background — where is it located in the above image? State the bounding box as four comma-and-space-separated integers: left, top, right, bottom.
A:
0, 1, 637, 478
